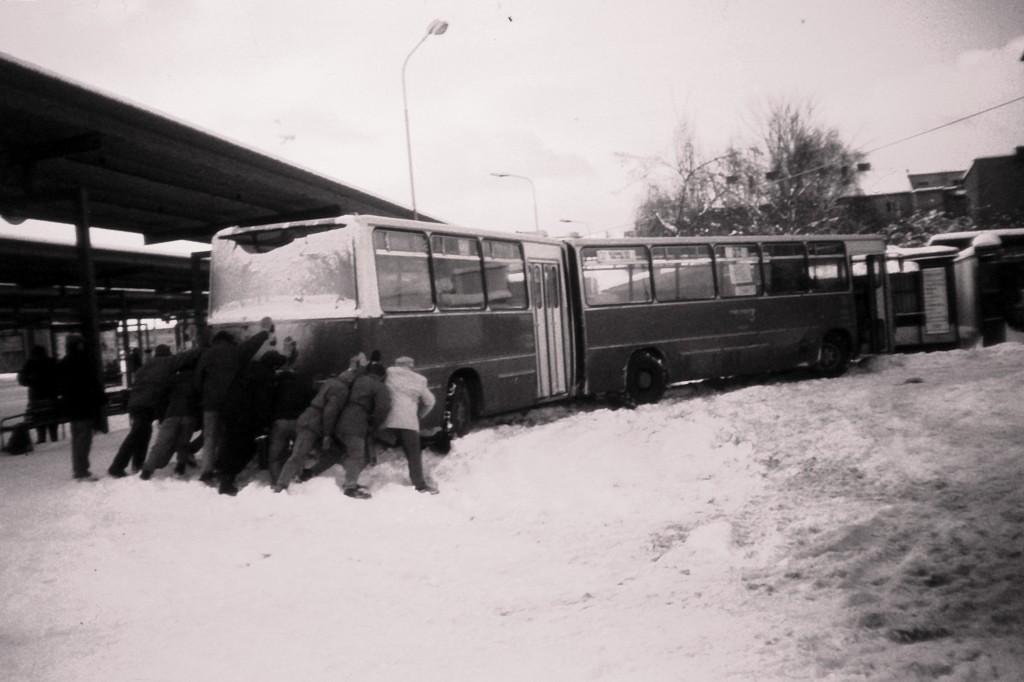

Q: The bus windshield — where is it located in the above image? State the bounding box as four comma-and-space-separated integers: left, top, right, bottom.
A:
209, 223, 358, 322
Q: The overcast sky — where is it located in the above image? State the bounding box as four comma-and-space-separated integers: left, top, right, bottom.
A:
1, 0, 1022, 246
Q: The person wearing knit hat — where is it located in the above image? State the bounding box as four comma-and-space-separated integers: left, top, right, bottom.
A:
381, 356, 438, 494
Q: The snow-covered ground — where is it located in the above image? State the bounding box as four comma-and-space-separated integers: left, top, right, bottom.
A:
1, 345, 1022, 681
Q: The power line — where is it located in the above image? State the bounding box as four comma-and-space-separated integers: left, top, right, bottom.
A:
768, 94, 1024, 185
596, 94, 1024, 236
863, 94, 1024, 155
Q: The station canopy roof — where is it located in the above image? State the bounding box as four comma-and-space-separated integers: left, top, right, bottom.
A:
0, 236, 207, 330
0, 51, 440, 330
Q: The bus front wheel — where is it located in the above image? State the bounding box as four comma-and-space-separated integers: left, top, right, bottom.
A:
443, 376, 474, 441
624, 351, 667, 406
817, 332, 851, 377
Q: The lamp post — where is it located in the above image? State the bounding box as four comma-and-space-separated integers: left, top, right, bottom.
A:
403, 18, 448, 220
490, 172, 539, 233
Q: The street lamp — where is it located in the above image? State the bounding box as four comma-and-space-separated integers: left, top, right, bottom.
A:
490, 172, 539, 232
403, 18, 448, 220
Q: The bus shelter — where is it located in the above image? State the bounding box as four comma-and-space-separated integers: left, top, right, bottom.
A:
885, 245, 960, 351
928, 229, 1024, 347
0, 52, 436, 396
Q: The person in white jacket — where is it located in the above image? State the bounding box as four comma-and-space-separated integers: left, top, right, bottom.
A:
382, 356, 438, 494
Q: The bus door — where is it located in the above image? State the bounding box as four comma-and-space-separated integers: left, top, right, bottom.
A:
529, 261, 569, 398
853, 254, 893, 354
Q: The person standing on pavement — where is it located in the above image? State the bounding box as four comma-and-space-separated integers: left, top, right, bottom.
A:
335, 354, 391, 499
57, 335, 107, 481
382, 356, 438, 494
17, 345, 60, 445
194, 317, 274, 482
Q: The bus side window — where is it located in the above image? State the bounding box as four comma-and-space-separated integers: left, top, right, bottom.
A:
581, 246, 652, 306
808, 242, 849, 292
763, 242, 808, 295
714, 244, 763, 298
431, 235, 485, 310
545, 264, 561, 308
482, 239, 528, 309
652, 244, 715, 301
532, 264, 543, 308
374, 229, 433, 312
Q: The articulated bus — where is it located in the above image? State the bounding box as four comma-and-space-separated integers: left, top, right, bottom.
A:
208, 215, 887, 441
565, 234, 890, 404
208, 215, 573, 442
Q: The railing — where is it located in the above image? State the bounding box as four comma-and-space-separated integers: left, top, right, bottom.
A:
1, 389, 128, 452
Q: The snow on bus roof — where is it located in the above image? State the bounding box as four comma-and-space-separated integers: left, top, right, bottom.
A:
216, 214, 564, 245
887, 245, 960, 260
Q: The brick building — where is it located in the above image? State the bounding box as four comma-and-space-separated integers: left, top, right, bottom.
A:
962, 147, 1024, 226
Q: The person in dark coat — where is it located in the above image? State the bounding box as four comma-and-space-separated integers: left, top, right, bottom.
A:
128, 347, 144, 373
265, 362, 317, 486
108, 344, 202, 477
139, 348, 206, 480
216, 349, 287, 496
335, 357, 391, 499
194, 317, 274, 482
17, 345, 60, 444
57, 335, 107, 481
272, 352, 369, 492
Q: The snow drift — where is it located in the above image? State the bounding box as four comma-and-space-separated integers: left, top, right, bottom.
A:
1, 344, 1022, 681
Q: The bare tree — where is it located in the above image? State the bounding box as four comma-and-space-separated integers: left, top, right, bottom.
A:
755, 99, 863, 233
626, 98, 864, 237
622, 123, 759, 237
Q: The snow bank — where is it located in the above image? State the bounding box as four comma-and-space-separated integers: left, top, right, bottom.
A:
1, 345, 1022, 681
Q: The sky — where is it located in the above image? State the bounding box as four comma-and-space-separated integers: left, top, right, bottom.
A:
1, 0, 1023, 247
2, 342, 1023, 680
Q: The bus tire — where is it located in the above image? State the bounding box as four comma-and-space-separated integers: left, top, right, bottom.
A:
443, 376, 474, 442
817, 332, 850, 377
624, 351, 667, 406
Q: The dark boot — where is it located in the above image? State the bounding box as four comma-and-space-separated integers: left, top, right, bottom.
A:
343, 485, 371, 500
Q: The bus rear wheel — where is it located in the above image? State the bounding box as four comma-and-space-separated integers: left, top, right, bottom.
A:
624, 351, 667, 406
817, 332, 850, 377
443, 376, 474, 442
